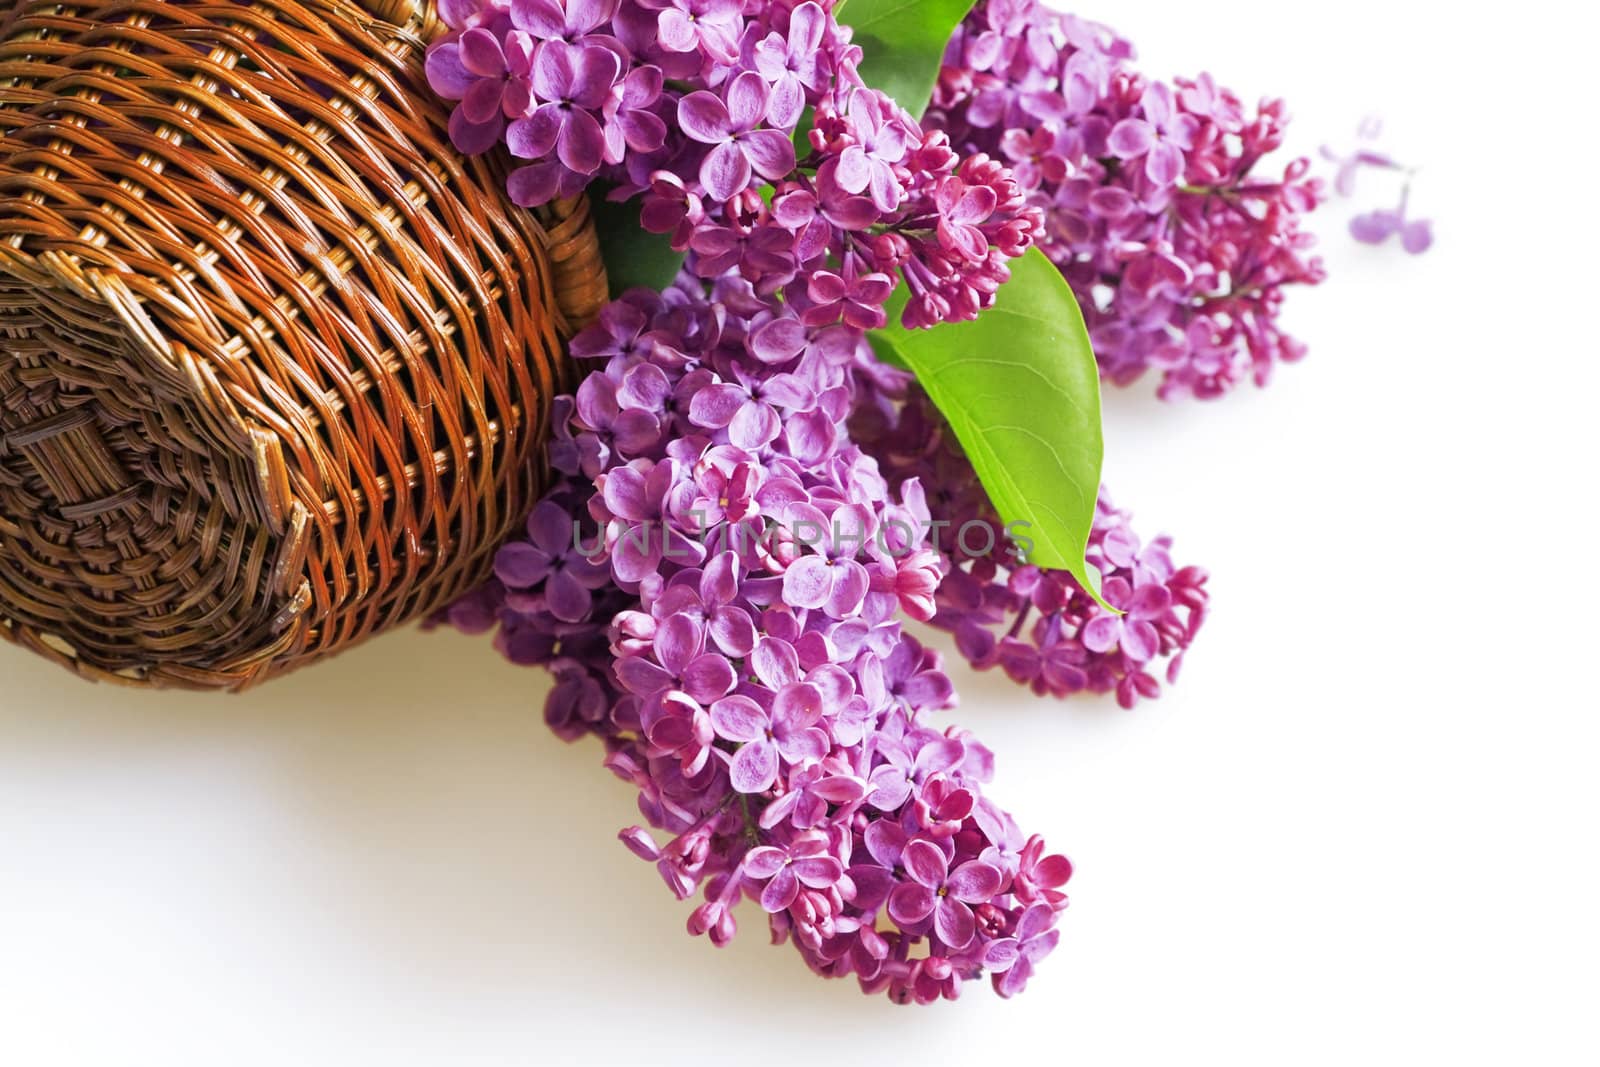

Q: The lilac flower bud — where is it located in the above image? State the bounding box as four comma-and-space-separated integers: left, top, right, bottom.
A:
708, 909, 737, 947
619, 826, 662, 861
687, 900, 724, 937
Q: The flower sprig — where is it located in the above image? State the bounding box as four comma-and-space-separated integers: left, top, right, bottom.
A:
442, 274, 1077, 1003
927, 1, 1327, 400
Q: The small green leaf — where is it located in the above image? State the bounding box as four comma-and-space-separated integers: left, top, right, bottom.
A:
865, 330, 908, 370
839, 0, 975, 118
869, 248, 1109, 604
588, 189, 685, 298
792, 105, 816, 155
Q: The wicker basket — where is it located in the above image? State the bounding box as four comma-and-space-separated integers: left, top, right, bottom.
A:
0, 0, 606, 690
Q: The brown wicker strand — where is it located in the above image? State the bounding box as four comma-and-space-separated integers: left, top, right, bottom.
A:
0, 0, 606, 689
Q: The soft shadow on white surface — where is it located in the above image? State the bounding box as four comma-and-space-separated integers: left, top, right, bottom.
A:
0, 629, 859, 992
2, 629, 999, 1063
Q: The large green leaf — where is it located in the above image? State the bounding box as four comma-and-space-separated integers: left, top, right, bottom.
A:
869, 248, 1108, 603
588, 189, 685, 298
839, 0, 975, 118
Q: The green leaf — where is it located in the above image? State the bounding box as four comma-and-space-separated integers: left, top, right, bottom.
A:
839, 0, 975, 118
868, 248, 1109, 605
588, 189, 685, 298
792, 105, 816, 155
865, 330, 908, 371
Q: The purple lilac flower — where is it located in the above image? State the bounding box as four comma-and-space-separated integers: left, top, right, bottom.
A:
804, 262, 895, 330
687, 361, 811, 449
778, 501, 873, 617
887, 838, 1005, 949
678, 72, 798, 200
505, 41, 619, 174
833, 91, 910, 212
1082, 575, 1171, 662
985, 902, 1061, 997
427, 27, 537, 152
743, 834, 844, 913
1350, 202, 1433, 254
647, 0, 742, 58
1107, 82, 1197, 185
492, 499, 610, 621
511, 0, 617, 43
615, 613, 736, 704
601, 66, 668, 162
710, 684, 829, 793
751, 1, 826, 128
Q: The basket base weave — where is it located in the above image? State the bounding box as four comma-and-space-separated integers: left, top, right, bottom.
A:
0, 268, 305, 687
0, 0, 605, 690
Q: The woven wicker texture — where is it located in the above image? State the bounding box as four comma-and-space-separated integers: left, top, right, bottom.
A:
0, 0, 605, 690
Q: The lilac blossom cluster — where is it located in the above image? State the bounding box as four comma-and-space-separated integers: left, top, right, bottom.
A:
856, 385, 1208, 709
440, 276, 1073, 1003
424, 0, 1043, 329
419, 0, 1238, 1002
924, 0, 1326, 399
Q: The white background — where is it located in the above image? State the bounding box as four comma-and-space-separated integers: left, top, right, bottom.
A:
2, 2, 1596, 1064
